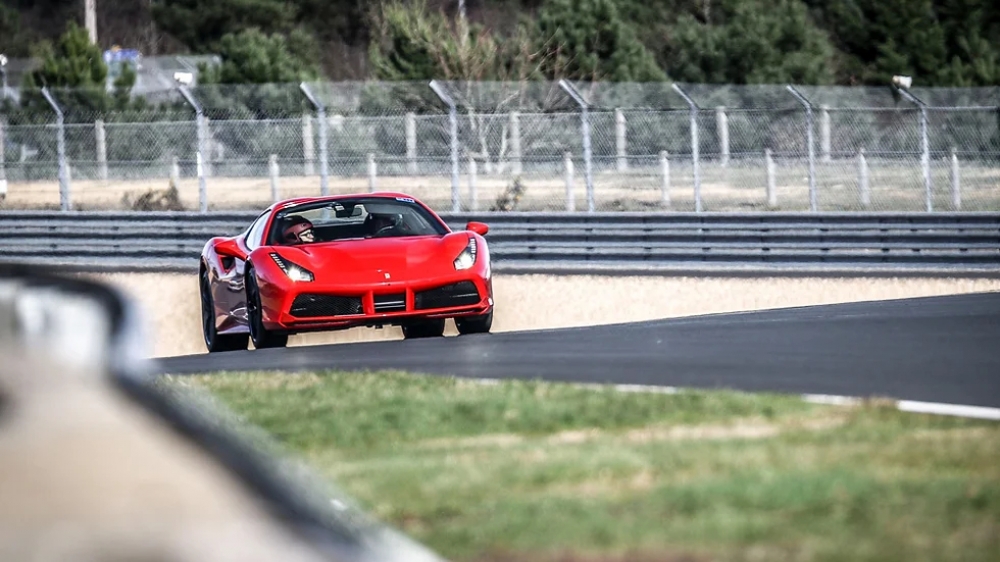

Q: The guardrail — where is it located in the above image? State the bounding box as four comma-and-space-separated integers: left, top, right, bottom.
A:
2, 211, 999, 274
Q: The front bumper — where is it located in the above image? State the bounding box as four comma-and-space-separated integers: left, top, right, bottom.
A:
260, 273, 493, 333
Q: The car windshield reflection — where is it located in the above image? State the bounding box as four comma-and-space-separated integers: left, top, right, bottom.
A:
270, 198, 447, 246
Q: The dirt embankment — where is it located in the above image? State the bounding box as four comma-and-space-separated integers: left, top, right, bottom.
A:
85, 272, 1000, 358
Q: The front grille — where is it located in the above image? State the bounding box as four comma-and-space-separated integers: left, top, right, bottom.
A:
414, 281, 480, 310
374, 293, 407, 313
290, 294, 363, 318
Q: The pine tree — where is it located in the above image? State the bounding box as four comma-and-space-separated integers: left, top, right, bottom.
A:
803, 0, 1000, 86
198, 28, 319, 85
662, 0, 835, 84
534, 0, 666, 81
19, 22, 136, 120
23, 22, 106, 90
151, 0, 297, 53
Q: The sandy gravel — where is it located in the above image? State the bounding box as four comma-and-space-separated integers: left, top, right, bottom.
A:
84, 272, 1000, 358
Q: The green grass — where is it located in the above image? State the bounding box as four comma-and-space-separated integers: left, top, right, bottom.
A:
174, 371, 1000, 562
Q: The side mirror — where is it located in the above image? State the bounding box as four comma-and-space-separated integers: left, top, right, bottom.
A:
215, 238, 245, 259
466, 221, 489, 236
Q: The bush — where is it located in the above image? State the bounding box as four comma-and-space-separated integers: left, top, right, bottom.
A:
491, 177, 526, 212
122, 183, 185, 211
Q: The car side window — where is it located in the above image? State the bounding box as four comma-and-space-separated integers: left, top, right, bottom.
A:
244, 211, 271, 251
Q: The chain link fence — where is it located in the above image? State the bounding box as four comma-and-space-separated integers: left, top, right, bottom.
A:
1, 82, 997, 212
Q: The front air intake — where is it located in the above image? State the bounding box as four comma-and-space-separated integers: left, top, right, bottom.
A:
414, 281, 480, 310
290, 294, 363, 318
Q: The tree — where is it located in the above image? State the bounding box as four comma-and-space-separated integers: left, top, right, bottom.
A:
368, 0, 543, 82
534, 0, 666, 81
198, 28, 320, 85
151, 0, 297, 53
802, 0, 1000, 86
19, 22, 136, 120
367, 1, 575, 174
190, 28, 320, 169
0, 3, 33, 57
662, 0, 835, 84
23, 21, 106, 90
151, 0, 368, 78
9, 22, 162, 176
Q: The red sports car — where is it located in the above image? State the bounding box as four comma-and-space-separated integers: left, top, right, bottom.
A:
199, 193, 494, 352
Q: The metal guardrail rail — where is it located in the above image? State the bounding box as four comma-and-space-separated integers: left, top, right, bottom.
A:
1, 211, 999, 274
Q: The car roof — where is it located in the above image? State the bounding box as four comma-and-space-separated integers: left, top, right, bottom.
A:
274, 192, 420, 212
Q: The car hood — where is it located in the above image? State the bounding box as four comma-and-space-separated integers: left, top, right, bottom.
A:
269, 234, 471, 283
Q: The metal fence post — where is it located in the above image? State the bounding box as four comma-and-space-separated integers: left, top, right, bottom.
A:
0, 117, 6, 199
95, 118, 108, 181
564, 151, 575, 212
429, 80, 460, 212
660, 150, 670, 208
199, 116, 214, 178
509, 111, 522, 176
858, 148, 870, 208
302, 113, 315, 176
405, 112, 417, 175
897, 87, 932, 212
820, 105, 831, 163
615, 108, 627, 171
178, 85, 207, 212
40, 87, 71, 211
672, 84, 701, 212
716, 106, 729, 167
299, 83, 328, 196
787, 85, 817, 212
269, 154, 280, 203
950, 148, 960, 210
367, 153, 377, 193
765, 149, 777, 208
920, 107, 931, 212
468, 154, 478, 211
559, 80, 594, 212
169, 155, 180, 187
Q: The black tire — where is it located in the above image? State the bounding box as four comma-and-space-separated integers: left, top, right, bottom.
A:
246, 267, 289, 350
201, 268, 249, 353
455, 310, 493, 335
401, 318, 446, 339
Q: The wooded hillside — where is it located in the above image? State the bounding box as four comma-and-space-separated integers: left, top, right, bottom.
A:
1, 0, 998, 86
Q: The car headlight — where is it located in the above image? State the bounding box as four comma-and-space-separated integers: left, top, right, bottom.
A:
270, 253, 315, 282
453, 238, 477, 270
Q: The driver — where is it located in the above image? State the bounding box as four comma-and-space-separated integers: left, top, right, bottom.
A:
366, 213, 402, 236
281, 217, 316, 245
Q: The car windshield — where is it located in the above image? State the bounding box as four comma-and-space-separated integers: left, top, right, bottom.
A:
268, 198, 447, 246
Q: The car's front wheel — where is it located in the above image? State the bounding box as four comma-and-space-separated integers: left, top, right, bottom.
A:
455, 310, 493, 335
401, 318, 446, 339
201, 268, 249, 353
246, 267, 288, 350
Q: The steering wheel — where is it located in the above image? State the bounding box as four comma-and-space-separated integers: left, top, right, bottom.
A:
373, 224, 396, 237
372, 215, 408, 238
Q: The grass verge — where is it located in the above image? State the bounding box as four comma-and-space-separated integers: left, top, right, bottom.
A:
173, 371, 1000, 562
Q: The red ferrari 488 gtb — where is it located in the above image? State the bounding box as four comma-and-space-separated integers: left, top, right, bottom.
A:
199, 193, 493, 352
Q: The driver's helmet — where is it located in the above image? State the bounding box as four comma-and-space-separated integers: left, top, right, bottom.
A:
282, 217, 315, 245
367, 213, 401, 234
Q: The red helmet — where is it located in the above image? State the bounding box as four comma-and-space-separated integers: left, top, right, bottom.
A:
282, 219, 314, 244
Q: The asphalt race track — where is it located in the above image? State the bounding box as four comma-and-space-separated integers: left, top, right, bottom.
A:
157, 292, 1000, 408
